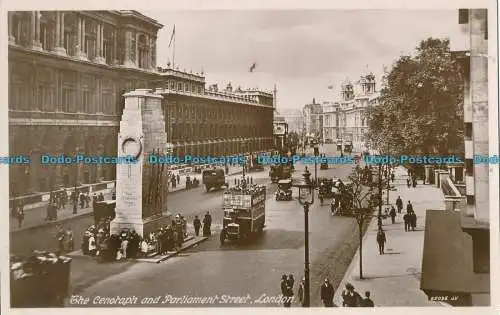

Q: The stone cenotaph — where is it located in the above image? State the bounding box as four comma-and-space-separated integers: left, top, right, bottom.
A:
110, 89, 171, 237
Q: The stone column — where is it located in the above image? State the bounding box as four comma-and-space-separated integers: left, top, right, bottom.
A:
135, 33, 139, 66
30, 11, 42, 50
470, 9, 489, 224
94, 24, 105, 64
53, 12, 66, 55
112, 28, 118, 64
81, 18, 87, 60
8, 12, 16, 44
110, 89, 172, 237
76, 16, 82, 58
123, 29, 134, 67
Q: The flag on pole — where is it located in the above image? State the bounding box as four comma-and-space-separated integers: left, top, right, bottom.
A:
249, 62, 257, 72
168, 25, 176, 48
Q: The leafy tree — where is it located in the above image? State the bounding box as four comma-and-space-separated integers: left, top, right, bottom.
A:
367, 38, 464, 157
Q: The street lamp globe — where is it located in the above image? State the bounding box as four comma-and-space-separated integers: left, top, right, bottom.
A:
294, 170, 314, 205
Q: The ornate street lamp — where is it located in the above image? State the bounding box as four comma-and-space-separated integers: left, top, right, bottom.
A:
293, 169, 314, 307
313, 143, 319, 186
241, 140, 247, 179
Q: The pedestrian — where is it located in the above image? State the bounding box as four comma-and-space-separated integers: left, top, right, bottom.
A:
297, 277, 305, 307
193, 215, 201, 236
360, 291, 374, 307
16, 203, 24, 228
406, 201, 413, 213
341, 283, 360, 307
176, 174, 180, 184
66, 228, 74, 251
406, 178, 411, 188
412, 177, 417, 188
98, 192, 104, 201
203, 211, 212, 236
410, 210, 417, 231
280, 274, 291, 307
288, 274, 295, 294
376, 229, 386, 255
79, 193, 85, 209
320, 278, 334, 307
56, 225, 66, 253
389, 206, 396, 224
391, 172, 395, 183
85, 193, 90, 208
403, 212, 410, 232
396, 196, 403, 214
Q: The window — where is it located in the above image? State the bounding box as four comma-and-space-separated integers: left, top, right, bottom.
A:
198, 87, 202, 94
178, 83, 182, 90
185, 83, 189, 92
465, 158, 473, 176
465, 122, 473, 139
458, 9, 469, 24
170, 81, 175, 90
62, 88, 74, 112
82, 90, 91, 113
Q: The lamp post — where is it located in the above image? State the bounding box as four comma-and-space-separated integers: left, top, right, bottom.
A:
241, 140, 247, 179
293, 169, 315, 307
354, 207, 370, 279
166, 142, 174, 196
313, 143, 319, 186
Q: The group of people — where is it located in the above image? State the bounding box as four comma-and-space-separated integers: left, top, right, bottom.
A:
280, 274, 296, 307
55, 224, 74, 253
279, 274, 375, 307
148, 214, 188, 255
45, 189, 105, 221
193, 211, 213, 237
168, 173, 199, 190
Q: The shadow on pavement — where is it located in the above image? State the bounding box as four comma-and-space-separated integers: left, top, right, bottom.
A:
184, 229, 306, 252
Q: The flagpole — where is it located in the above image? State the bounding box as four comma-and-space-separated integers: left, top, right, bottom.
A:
173, 32, 176, 68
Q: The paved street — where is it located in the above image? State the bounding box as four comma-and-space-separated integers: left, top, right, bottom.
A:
10, 166, 246, 256
11, 145, 369, 307
66, 157, 361, 307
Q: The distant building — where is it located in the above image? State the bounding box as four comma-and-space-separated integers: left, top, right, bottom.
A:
321, 101, 340, 143
420, 8, 490, 306
275, 109, 303, 134
302, 98, 323, 140
337, 72, 379, 149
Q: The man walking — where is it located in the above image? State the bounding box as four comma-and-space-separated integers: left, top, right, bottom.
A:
406, 201, 413, 213
297, 277, 305, 307
389, 206, 396, 224
403, 212, 410, 232
320, 278, 334, 307
193, 215, 201, 236
280, 274, 292, 307
203, 211, 212, 236
396, 196, 403, 214
376, 229, 386, 255
410, 210, 417, 231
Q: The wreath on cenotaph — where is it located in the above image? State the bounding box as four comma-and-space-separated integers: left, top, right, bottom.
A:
121, 136, 143, 160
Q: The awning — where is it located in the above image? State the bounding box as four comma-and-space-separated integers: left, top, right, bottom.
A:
420, 210, 490, 306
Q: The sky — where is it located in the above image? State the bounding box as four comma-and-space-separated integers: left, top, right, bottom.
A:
143, 10, 463, 111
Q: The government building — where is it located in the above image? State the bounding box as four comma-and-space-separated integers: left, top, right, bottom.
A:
318, 72, 380, 149
8, 10, 274, 197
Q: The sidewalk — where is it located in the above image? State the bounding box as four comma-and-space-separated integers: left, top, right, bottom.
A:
333, 165, 446, 307
10, 165, 244, 233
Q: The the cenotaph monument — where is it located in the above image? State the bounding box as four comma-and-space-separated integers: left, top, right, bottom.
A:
110, 89, 171, 237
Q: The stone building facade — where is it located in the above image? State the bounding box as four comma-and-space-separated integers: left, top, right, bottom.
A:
337, 73, 379, 149
321, 101, 340, 143
8, 10, 274, 196
420, 8, 490, 306
302, 99, 323, 140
